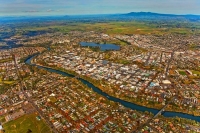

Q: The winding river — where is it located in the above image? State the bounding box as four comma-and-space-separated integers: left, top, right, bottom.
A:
25, 54, 200, 122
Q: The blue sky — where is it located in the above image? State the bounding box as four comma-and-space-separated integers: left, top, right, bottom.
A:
0, 0, 200, 16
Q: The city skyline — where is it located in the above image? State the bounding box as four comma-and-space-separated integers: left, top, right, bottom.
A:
0, 0, 200, 16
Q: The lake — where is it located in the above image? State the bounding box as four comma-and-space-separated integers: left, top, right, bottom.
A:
80, 42, 120, 51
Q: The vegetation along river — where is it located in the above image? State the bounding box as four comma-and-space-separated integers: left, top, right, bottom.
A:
25, 54, 200, 122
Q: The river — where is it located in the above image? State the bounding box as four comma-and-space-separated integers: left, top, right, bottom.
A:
25, 54, 200, 122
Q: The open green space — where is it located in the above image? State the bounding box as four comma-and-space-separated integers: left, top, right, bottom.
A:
0, 78, 15, 85
18, 21, 200, 35
0, 116, 6, 123
3, 113, 52, 133
192, 70, 200, 75
0, 78, 15, 94
192, 70, 200, 74
0, 58, 12, 63
179, 70, 187, 75
48, 96, 57, 103
0, 85, 7, 94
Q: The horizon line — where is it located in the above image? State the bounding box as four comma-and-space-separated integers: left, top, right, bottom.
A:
0, 11, 200, 18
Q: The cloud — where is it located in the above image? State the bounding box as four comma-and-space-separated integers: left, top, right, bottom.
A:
0, 0, 200, 16
23, 10, 40, 13
46, 9, 54, 12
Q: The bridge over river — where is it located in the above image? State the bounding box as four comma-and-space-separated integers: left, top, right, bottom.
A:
132, 96, 178, 133
24, 53, 200, 133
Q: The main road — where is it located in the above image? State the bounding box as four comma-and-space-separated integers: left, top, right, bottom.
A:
132, 95, 177, 132
11, 52, 58, 133
24, 54, 200, 123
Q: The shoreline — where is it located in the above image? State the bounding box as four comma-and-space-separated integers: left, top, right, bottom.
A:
24, 54, 200, 122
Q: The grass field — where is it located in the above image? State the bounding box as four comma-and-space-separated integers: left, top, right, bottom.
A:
20, 21, 200, 35
3, 113, 52, 133
0, 116, 6, 123
0, 58, 12, 63
0, 78, 15, 85
192, 70, 200, 75
179, 70, 187, 75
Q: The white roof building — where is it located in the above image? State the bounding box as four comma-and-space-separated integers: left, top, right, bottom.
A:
0, 125, 3, 130
162, 80, 171, 84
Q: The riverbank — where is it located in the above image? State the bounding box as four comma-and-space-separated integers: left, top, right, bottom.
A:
26, 61, 200, 121
60, 67, 200, 117
35, 62, 199, 116
24, 54, 200, 122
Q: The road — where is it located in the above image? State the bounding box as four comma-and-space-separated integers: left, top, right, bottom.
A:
11, 53, 58, 133
132, 95, 177, 133
145, 52, 152, 66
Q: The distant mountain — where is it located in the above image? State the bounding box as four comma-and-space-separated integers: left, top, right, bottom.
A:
124, 12, 176, 17
1, 12, 200, 23
121, 12, 200, 21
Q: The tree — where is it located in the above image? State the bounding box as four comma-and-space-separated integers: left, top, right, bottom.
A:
27, 129, 32, 133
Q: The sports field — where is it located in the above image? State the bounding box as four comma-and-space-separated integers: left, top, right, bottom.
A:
3, 113, 52, 133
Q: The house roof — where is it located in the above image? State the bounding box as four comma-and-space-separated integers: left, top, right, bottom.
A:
0, 125, 3, 130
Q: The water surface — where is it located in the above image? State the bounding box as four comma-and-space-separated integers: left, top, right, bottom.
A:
25, 54, 200, 122
80, 42, 120, 51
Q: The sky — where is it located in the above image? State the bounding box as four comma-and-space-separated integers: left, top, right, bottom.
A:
0, 0, 200, 16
